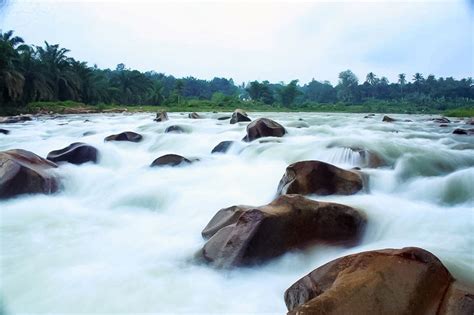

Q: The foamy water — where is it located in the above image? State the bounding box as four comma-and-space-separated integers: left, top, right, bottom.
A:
1, 112, 473, 314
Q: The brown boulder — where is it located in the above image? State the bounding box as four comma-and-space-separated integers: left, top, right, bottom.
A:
150, 154, 192, 167
154, 111, 169, 122
277, 160, 364, 196
104, 131, 143, 142
0, 149, 59, 199
285, 247, 473, 315
230, 109, 251, 124
47, 142, 98, 165
243, 118, 286, 142
199, 194, 366, 267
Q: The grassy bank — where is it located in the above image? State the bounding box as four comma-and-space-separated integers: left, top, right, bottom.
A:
1, 100, 473, 117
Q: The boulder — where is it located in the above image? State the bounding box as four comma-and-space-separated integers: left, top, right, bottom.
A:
188, 112, 201, 119
382, 115, 396, 122
277, 160, 364, 196
165, 125, 185, 133
230, 109, 251, 124
0, 128, 9, 135
104, 131, 143, 142
150, 154, 192, 167
0, 115, 32, 124
217, 116, 231, 120
154, 111, 169, 122
47, 142, 98, 165
199, 194, 366, 267
284, 247, 474, 315
243, 118, 286, 142
453, 128, 474, 135
465, 118, 474, 125
211, 141, 236, 154
0, 149, 59, 199
440, 124, 448, 127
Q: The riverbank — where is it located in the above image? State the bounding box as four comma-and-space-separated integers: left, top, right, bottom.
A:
1, 100, 473, 117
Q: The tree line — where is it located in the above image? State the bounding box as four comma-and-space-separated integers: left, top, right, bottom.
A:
1, 30, 473, 110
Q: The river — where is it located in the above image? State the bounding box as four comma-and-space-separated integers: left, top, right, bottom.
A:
1, 112, 473, 313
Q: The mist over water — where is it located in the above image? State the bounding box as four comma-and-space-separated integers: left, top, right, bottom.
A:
1, 112, 473, 313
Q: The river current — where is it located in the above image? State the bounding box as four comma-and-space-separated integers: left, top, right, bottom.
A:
1, 112, 473, 313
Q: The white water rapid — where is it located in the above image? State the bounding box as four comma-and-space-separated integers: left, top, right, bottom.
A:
1, 112, 473, 314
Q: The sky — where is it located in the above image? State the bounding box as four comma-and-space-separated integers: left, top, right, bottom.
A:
0, 0, 473, 85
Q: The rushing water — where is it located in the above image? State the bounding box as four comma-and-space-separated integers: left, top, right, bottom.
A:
1, 112, 473, 314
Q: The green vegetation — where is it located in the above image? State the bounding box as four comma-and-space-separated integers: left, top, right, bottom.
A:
1, 30, 473, 116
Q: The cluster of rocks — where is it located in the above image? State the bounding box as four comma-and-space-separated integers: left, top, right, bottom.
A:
2, 109, 473, 314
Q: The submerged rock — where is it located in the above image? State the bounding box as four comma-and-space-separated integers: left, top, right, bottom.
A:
188, 112, 201, 119
150, 154, 192, 167
154, 111, 169, 122
243, 118, 286, 142
211, 141, 236, 154
165, 125, 185, 133
284, 247, 474, 315
0, 149, 59, 199
199, 194, 366, 267
47, 142, 98, 165
432, 117, 451, 124
382, 115, 396, 122
230, 109, 251, 124
350, 147, 385, 168
0, 128, 10, 135
0, 115, 32, 124
277, 160, 364, 196
104, 131, 143, 142
217, 116, 231, 120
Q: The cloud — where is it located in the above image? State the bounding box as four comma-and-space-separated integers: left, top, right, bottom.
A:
1, 0, 472, 84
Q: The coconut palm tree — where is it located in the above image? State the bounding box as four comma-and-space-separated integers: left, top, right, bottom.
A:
35, 41, 81, 100
398, 73, 406, 98
0, 30, 25, 103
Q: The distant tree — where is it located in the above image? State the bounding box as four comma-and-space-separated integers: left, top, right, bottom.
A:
278, 80, 301, 107
337, 70, 359, 102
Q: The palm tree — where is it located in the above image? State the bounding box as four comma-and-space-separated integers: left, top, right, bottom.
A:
398, 73, 406, 98
0, 30, 25, 103
36, 41, 80, 100
365, 72, 377, 86
18, 45, 54, 102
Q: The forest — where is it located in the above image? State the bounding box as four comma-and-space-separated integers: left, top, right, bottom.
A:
1, 30, 473, 114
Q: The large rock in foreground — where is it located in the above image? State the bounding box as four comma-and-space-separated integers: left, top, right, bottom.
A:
277, 160, 364, 196
230, 109, 251, 124
104, 131, 143, 142
150, 154, 192, 167
47, 142, 98, 165
199, 194, 366, 267
243, 118, 286, 142
285, 247, 474, 315
0, 149, 59, 199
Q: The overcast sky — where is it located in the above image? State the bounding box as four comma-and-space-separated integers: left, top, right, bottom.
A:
1, 0, 473, 85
